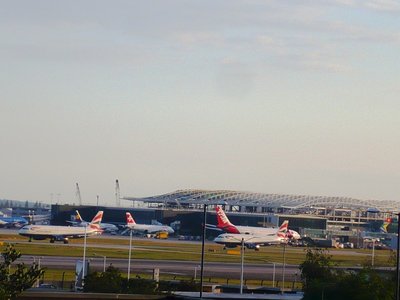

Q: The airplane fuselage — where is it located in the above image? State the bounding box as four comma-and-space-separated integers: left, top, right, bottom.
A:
214, 232, 284, 248
19, 225, 101, 243
127, 224, 174, 234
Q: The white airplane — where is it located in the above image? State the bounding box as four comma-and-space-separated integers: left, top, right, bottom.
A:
125, 212, 174, 235
214, 220, 289, 250
19, 211, 104, 244
68, 210, 118, 233
211, 205, 301, 239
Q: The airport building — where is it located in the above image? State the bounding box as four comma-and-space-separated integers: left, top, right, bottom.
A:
50, 189, 399, 244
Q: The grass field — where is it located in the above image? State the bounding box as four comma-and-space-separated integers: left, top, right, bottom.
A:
0, 233, 395, 267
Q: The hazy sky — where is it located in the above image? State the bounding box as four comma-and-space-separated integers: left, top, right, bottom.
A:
1, 1, 399, 205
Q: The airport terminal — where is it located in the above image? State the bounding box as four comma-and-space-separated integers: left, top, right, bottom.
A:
45, 188, 399, 248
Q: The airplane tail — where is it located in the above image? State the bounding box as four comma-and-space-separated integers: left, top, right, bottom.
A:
89, 211, 103, 231
126, 212, 136, 225
380, 218, 392, 233
75, 210, 84, 222
277, 220, 289, 238
215, 206, 240, 234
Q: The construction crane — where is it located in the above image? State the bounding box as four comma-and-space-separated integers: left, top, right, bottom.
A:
75, 183, 82, 206
115, 179, 120, 207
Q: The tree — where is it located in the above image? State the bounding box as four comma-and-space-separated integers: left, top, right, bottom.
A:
333, 267, 394, 300
84, 265, 158, 294
299, 247, 395, 300
84, 265, 124, 293
0, 244, 45, 299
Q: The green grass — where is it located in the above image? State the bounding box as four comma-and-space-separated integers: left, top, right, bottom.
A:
1, 234, 394, 267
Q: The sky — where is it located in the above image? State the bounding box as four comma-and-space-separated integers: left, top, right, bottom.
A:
1, 0, 399, 205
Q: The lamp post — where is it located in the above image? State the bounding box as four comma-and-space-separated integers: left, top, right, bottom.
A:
371, 238, 376, 267
240, 238, 245, 294
194, 265, 200, 281
282, 242, 287, 293
36, 256, 42, 287
102, 255, 106, 272
93, 253, 107, 272
200, 204, 207, 298
82, 225, 88, 286
127, 229, 133, 280
396, 212, 400, 300
272, 262, 276, 288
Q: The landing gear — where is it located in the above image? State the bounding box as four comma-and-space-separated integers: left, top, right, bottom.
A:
63, 238, 69, 244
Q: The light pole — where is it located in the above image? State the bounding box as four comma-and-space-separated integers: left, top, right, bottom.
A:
282, 242, 287, 293
82, 225, 88, 287
396, 212, 400, 300
200, 204, 207, 298
127, 229, 133, 280
93, 253, 107, 272
102, 255, 106, 272
36, 257, 42, 287
272, 262, 276, 288
240, 238, 245, 294
194, 265, 200, 281
371, 238, 376, 267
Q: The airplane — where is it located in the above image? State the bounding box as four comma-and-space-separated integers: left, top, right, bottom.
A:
210, 205, 301, 239
380, 218, 392, 233
213, 220, 289, 250
125, 212, 174, 235
68, 210, 118, 233
18, 211, 104, 244
0, 216, 28, 228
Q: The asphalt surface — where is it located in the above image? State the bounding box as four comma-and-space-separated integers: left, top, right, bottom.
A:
18, 255, 300, 282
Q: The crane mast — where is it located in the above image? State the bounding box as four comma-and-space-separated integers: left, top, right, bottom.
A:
75, 183, 82, 206
115, 179, 121, 207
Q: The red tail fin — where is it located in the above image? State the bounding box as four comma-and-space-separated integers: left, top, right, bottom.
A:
88, 211, 103, 232
277, 220, 289, 238
215, 206, 240, 234
126, 212, 136, 225
90, 211, 103, 225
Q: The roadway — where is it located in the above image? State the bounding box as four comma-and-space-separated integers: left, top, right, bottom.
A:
19, 255, 299, 282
